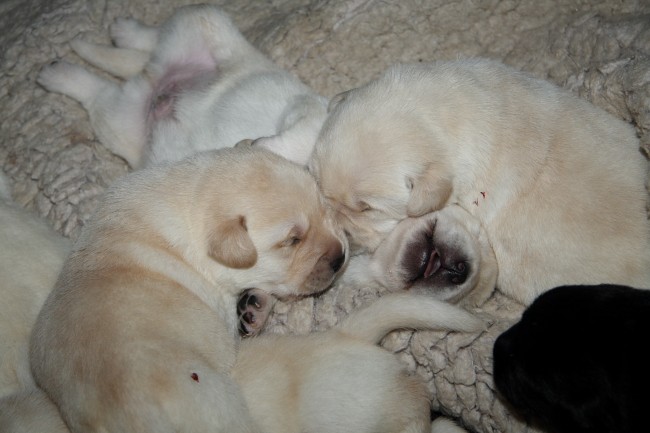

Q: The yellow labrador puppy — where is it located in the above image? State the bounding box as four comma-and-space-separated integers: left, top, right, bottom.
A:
6, 294, 480, 433
0, 389, 69, 433
29, 147, 347, 433
234, 292, 482, 433
311, 58, 650, 305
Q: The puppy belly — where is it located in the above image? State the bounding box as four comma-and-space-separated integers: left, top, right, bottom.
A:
148, 61, 218, 122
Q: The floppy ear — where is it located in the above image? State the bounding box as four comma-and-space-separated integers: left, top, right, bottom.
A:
208, 216, 257, 269
328, 89, 354, 113
406, 166, 453, 217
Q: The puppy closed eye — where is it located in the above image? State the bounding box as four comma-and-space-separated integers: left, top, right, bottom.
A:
279, 227, 304, 248
355, 201, 371, 212
281, 235, 302, 247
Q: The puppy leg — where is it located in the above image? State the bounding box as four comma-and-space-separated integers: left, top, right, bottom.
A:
110, 17, 159, 52
237, 289, 275, 336
168, 5, 263, 63
253, 94, 327, 165
38, 61, 149, 167
70, 39, 150, 79
68, 18, 159, 79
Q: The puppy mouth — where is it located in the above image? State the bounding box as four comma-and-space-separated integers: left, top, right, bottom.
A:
421, 248, 441, 278
404, 230, 469, 286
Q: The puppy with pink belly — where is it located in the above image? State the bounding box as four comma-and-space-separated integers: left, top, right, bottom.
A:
37, 4, 325, 169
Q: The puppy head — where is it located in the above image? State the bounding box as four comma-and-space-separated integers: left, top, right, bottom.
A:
368, 205, 496, 305
310, 67, 454, 253
493, 284, 650, 433
200, 147, 348, 298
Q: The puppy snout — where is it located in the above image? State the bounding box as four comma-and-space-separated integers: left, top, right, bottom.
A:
402, 229, 470, 287
444, 257, 469, 285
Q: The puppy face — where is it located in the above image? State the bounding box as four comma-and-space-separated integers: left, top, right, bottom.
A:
105, 147, 347, 300
368, 206, 496, 305
200, 148, 347, 298
218, 182, 346, 298
310, 77, 453, 253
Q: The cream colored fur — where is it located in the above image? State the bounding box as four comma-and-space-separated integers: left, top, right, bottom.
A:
2, 171, 472, 432
0, 389, 69, 433
311, 58, 650, 305
28, 147, 347, 432
0, 174, 70, 398
4, 293, 479, 433
234, 293, 482, 433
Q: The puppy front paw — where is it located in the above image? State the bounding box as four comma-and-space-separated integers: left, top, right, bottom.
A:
237, 288, 274, 337
37, 61, 76, 94
37, 61, 100, 104
110, 18, 156, 51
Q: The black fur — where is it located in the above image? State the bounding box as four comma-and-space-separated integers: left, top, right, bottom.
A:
493, 284, 650, 433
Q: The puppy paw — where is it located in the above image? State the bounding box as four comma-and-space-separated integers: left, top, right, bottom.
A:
37, 61, 99, 103
237, 289, 274, 337
110, 18, 156, 51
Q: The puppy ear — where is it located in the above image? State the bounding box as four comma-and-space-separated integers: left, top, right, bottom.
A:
208, 216, 257, 269
328, 89, 353, 113
406, 166, 453, 217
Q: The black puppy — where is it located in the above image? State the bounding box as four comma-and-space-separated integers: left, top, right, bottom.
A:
493, 284, 650, 433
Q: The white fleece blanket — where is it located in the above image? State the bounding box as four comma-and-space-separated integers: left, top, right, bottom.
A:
1, 1, 649, 431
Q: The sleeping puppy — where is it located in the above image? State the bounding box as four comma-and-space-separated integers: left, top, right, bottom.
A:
37, 4, 325, 169
0, 172, 70, 398
38, 4, 328, 334
6, 294, 480, 433
493, 284, 650, 433
233, 293, 483, 433
29, 147, 347, 433
311, 58, 650, 305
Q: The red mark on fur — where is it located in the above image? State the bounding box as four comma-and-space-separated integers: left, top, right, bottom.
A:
480, 191, 486, 198
191, 372, 199, 382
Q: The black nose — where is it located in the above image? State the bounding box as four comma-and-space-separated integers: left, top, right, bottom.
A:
330, 253, 345, 273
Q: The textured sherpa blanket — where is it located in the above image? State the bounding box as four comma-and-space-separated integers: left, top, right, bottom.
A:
2, 1, 649, 432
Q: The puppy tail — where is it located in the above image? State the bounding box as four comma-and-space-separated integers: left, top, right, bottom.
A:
337, 293, 485, 345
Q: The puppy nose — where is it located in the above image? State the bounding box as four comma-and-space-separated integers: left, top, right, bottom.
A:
330, 253, 345, 273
